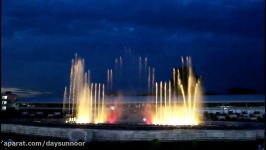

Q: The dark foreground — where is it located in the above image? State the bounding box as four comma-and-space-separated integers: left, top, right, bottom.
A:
2, 118, 265, 130
1, 133, 265, 150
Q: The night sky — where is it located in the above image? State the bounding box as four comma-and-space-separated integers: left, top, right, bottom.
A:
1, 0, 265, 98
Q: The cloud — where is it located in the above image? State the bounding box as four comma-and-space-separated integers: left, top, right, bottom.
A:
2, 0, 264, 38
1, 87, 52, 98
1, 0, 264, 95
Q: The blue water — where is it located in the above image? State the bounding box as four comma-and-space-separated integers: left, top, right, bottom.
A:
17, 95, 265, 103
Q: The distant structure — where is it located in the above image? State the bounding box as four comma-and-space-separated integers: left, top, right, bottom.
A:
227, 88, 257, 95
1, 91, 17, 111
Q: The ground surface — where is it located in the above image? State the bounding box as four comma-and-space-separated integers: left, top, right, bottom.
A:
1, 133, 265, 150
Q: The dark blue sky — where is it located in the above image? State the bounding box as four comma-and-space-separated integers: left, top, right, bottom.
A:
1, 0, 265, 98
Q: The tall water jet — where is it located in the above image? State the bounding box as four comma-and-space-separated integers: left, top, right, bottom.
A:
144, 57, 148, 72
110, 69, 113, 92
148, 66, 151, 94
64, 54, 107, 124
107, 69, 110, 92
151, 68, 155, 94
119, 56, 123, 69
151, 56, 202, 125
111, 50, 156, 94
119, 56, 123, 78
138, 56, 142, 80
107, 69, 112, 93
115, 58, 118, 74
63, 86, 68, 113
155, 82, 158, 121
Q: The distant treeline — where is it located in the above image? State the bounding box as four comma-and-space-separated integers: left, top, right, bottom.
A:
205, 88, 258, 95
227, 88, 257, 95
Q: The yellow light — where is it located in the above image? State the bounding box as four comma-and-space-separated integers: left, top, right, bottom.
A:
150, 56, 202, 126
65, 56, 107, 124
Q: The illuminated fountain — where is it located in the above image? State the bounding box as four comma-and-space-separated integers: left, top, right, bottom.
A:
62, 52, 202, 126
63, 54, 107, 124
112, 49, 156, 95
150, 56, 202, 125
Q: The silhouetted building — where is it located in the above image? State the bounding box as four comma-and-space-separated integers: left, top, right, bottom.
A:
1, 91, 17, 111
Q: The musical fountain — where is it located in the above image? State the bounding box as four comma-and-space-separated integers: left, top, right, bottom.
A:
147, 56, 202, 126
63, 54, 107, 124
2, 52, 263, 143
62, 53, 202, 126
